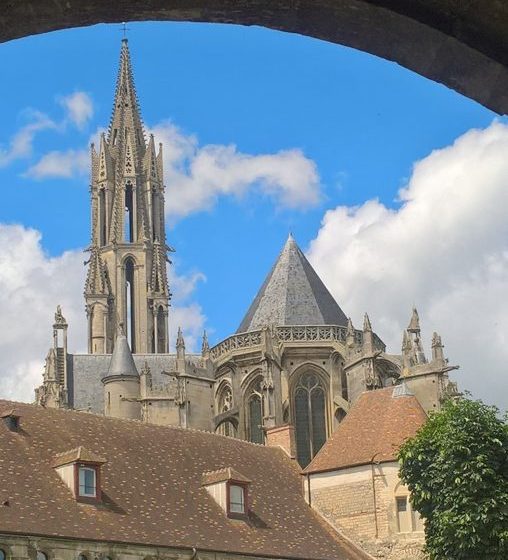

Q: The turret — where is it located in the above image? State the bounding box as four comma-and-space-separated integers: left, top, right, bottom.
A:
102, 330, 141, 419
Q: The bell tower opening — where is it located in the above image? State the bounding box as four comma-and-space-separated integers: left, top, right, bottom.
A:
99, 189, 107, 246
156, 305, 166, 353
125, 182, 134, 242
125, 258, 136, 351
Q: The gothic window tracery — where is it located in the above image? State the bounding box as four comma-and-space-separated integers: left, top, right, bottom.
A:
245, 376, 264, 444
293, 371, 328, 467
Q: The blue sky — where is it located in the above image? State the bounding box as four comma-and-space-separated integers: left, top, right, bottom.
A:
1, 21, 507, 409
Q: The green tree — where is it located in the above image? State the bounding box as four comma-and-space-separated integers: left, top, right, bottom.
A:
398, 398, 508, 560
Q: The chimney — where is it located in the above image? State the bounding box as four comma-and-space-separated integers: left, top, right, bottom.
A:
264, 424, 296, 459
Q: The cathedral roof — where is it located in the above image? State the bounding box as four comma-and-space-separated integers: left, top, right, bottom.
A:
0, 400, 368, 560
105, 333, 138, 378
303, 386, 428, 475
237, 234, 348, 332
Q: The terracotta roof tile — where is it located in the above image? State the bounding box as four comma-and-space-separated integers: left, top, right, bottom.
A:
0, 400, 367, 560
201, 467, 251, 485
52, 446, 107, 467
304, 387, 428, 474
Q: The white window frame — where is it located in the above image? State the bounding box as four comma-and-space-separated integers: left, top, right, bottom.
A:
78, 467, 97, 497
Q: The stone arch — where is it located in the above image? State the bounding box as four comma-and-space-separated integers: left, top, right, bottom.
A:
2, 3, 508, 114
215, 378, 234, 415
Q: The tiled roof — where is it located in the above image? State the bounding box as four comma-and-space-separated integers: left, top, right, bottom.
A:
237, 234, 348, 333
201, 467, 251, 485
52, 446, 107, 467
0, 400, 368, 560
304, 387, 428, 474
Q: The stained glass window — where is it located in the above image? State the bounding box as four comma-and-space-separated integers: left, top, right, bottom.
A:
294, 372, 327, 467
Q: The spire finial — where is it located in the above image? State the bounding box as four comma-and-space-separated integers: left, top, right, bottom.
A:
363, 312, 372, 332
407, 307, 420, 333
176, 327, 185, 349
201, 330, 210, 356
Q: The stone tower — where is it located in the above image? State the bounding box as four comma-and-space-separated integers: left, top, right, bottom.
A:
85, 38, 171, 355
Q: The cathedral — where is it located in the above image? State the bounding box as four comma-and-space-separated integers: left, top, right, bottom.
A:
35, 39, 459, 472
0, 37, 470, 560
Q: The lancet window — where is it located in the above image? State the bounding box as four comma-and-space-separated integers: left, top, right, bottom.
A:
124, 182, 134, 242
124, 258, 136, 351
293, 371, 328, 467
99, 188, 107, 246
245, 376, 264, 444
156, 305, 166, 353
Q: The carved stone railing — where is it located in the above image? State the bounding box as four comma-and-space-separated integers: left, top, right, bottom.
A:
209, 330, 263, 361
210, 325, 369, 361
275, 325, 356, 344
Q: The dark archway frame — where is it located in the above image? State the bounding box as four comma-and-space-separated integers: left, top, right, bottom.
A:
1, 1, 508, 114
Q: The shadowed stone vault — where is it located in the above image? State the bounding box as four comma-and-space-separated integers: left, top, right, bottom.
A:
1, 1, 508, 114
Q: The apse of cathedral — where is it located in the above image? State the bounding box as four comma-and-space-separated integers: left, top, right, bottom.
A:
35, 39, 459, 468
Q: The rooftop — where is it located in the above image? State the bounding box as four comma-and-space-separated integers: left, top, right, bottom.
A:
304, 387, 428, 474
238, 234, 348, 333
0, 399, 367, 560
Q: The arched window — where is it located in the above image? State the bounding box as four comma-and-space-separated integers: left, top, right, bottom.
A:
156, 305, 166, 353
216, 420, 237, 437
99, 188, 107, 246
78, 554, 88, 560
124, 182, 134, 242
125, 258, 136, 352
217, 383, 233, 413
0, 549, 6, 560
293, 371, 327, 467
36, 552, 48, 560
245, 377, 264, 444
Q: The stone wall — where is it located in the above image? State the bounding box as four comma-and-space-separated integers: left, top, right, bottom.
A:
0, 534, 282, 560
308, 462, 425, 560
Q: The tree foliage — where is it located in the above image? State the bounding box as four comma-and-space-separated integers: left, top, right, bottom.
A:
398, 398, 508, 560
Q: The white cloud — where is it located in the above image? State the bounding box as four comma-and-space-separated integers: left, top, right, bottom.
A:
25, 149, 89, 179
307, 120, 508, 412
149, 121, 320, 219
0, 111, 56, 167
0, 224, 206, 403
60, 91, 93, 129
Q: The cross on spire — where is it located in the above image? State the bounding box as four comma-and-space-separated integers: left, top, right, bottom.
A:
120, 22, 130, 39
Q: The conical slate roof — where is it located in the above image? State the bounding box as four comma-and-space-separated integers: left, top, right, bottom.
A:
237, 234, 348, 332
105, 333, 138, 378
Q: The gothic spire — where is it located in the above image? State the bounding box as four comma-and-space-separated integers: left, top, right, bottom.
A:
108, 38, 145, 150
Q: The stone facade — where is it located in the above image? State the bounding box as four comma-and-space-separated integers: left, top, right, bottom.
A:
308, 463, 426, 560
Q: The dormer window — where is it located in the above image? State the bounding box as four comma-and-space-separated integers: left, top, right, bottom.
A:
78, 466, 97, 497
53, 447, 106, 503
228, 483, 247, 515
202, 467, 251, 519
